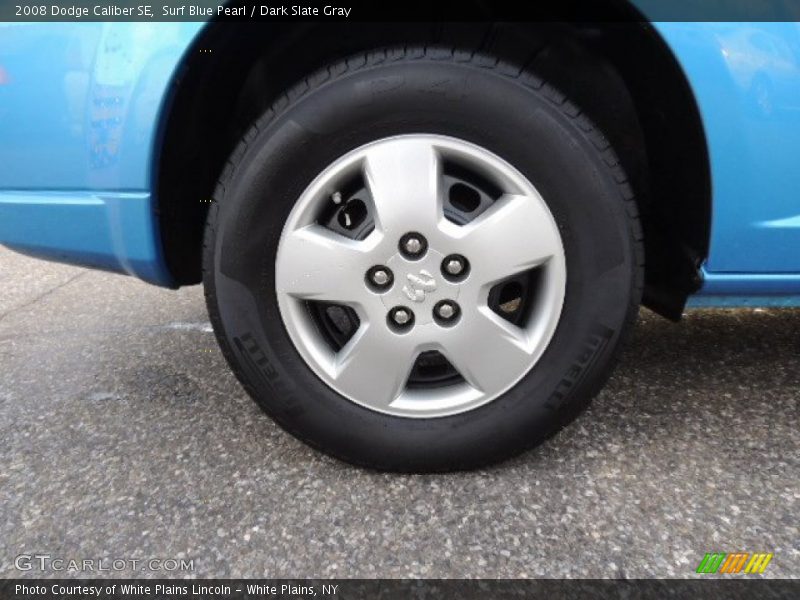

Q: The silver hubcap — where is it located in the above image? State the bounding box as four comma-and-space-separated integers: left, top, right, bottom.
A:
276, 135, 566, 418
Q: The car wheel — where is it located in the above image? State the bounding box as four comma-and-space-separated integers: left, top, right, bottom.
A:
203, 47, 643, 471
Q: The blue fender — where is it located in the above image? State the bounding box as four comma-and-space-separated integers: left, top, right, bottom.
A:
0, 23, 205, 285
652, 22, 800, 278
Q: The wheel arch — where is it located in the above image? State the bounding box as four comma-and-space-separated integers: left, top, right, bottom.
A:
155, 15, 711, 319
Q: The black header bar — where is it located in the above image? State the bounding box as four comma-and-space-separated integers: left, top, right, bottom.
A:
3, 0, 800, 22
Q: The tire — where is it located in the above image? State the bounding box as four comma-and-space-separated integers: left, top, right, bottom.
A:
203, 47, 644, 472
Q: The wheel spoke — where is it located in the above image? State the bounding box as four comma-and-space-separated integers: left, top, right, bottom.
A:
333, 325, 418, 408
456, 193, 561, 285
364, 139, 443, 236
440, 307, 534, 397
276, 224, 375, 304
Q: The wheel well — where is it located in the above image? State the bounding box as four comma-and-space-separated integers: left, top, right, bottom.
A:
157, 17, 710, 320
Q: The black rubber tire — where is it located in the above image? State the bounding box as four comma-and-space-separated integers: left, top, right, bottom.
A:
203, 47, 644, 472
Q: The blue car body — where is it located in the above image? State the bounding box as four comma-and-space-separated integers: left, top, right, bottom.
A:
1, 19, 800, 306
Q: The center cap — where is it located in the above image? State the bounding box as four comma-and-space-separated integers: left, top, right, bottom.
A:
381, 248, 460, 325
402, 270, 437, 303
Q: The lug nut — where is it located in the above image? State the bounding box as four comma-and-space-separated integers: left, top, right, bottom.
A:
442, 255, 470, 281
446, 258, 464, 275
372, 270, 390, 285
372, 270, 389, 285
388, 306, 414, 330
405, 237, 423, 254
434, 300, 460, 324
399, 232, 428, 259
366, 266, 393, 291
437, 302, 456, 319
393, 309, 411, 325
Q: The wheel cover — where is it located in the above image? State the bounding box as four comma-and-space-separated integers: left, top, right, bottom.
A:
276, 135, 566, 418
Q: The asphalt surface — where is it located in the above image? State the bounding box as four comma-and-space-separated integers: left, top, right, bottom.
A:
0, 246, 797, 579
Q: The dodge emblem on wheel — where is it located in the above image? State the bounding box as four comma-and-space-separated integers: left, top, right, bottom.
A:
402, 270, 437, 302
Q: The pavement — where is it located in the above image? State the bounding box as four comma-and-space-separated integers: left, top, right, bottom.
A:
0, 245, 797, 579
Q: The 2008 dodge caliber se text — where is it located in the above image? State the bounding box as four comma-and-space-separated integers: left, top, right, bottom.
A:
2, 16, 800, 471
